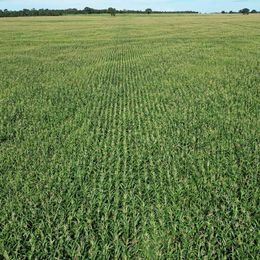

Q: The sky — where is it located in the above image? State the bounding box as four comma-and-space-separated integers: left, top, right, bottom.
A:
0, 0, 259, 13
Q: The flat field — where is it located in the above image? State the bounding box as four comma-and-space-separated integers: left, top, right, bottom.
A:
0, 14, 259, 258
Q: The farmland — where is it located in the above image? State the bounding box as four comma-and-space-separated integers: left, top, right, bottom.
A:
0, 14, 259, 258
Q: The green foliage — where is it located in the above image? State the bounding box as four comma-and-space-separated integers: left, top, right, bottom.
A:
239, 8, 250, 15
108, 7, 116, 16
146, 8, 153, 14
0, 14, 259, 259
0, 8, 200, 18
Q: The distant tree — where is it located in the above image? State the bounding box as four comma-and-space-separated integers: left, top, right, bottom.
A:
84, 7, 94, 14
251, 9, 257, 13
229, 11, 234, 14
221, 11, 226, 14
145, 8, 152, 14
108, 7, 116, 16
0, 7, 199, 18
239, 8, 250, 15
22, 9, 30, 16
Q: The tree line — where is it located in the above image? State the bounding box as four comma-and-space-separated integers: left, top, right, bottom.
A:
221, 8, 258, 14
0, 7, 198, 17
0, 7, 258, 18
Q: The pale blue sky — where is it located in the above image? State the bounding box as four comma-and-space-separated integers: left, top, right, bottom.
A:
0, 0, 259, 12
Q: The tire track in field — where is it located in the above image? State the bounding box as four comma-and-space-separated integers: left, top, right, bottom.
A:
108, 44, 124, 257
115, 42, 160, 256
119, 42, 149, 257
95, 39, 152, 256
125, 44, 152, 256
86, 44, 129, 256
125, 41, 180, 254
107, 40, 168, 256
74, 49, 118, 256
82, 33, 182, 256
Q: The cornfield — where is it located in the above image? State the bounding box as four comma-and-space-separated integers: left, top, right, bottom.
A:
1, 14, 259, 258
